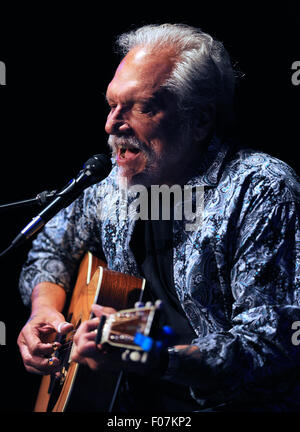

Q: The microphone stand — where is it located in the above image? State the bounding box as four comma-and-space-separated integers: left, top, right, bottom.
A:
0, 190, 58, 213
0, 189, 58, 258
0, 154, 112, 259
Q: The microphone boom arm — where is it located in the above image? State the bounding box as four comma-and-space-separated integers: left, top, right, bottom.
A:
0, 154, 112, 258
0, 190, 58, 213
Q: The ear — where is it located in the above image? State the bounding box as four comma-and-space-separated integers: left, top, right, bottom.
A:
193, 104, 216, 142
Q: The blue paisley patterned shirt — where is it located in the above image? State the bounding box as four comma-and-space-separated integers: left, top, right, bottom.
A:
19, 137, 300, 411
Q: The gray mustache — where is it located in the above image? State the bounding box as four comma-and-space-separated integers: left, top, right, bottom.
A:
108, 135, 154, 160
108, 135, 141, 152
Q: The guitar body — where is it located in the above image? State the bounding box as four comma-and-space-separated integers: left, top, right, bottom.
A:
34, 252, 146, 412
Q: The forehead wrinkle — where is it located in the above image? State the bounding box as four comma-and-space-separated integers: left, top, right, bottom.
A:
107, 45, 177, 100
106, 77, 160, 108
106, 83, 137, 107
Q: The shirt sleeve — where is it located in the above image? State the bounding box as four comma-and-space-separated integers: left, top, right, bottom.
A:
164, 192, 300, 408
18, 186, 102, 306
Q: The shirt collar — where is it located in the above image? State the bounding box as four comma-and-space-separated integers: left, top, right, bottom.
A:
186, 134, 230, 187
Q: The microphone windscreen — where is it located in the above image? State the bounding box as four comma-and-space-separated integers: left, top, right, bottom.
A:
83, 154, 112, 183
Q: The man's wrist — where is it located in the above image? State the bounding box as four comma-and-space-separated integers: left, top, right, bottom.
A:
31, 282, 67, 313
160, 347, 182, 380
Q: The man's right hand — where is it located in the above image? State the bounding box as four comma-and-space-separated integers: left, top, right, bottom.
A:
17, 306, 73, 374
17, 282, 73, 374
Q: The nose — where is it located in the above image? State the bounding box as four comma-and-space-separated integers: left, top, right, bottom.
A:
105, 106, 131, 136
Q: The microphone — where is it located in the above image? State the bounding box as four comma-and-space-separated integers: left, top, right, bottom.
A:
8, 154, 112, 252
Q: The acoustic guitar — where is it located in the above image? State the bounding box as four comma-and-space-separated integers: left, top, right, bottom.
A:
33, 252, 168, 412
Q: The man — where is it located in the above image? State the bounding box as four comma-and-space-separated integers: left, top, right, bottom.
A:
17, 23, 300, 411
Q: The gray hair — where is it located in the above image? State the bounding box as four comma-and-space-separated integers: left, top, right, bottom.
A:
115, 23, 236, 139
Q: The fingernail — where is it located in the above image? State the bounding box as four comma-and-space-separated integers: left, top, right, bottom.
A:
57, 322, 70, 333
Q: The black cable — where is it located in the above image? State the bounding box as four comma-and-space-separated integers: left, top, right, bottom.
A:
0, 244, 14, 258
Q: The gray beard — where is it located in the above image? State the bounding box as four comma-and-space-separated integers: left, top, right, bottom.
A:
107, 134, 194, 187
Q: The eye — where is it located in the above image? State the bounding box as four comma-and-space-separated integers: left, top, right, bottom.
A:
106, 104, 118, 117
138, 103, 157, 116
108, 103, 117, 111
105, 96, 117, 112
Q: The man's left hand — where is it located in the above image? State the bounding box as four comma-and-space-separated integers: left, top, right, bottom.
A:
71, 303, 169, 376
71, 304, 119, 371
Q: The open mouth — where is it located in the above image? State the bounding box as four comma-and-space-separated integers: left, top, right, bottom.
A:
120, 146, 140, 155
117, 146, 142, 163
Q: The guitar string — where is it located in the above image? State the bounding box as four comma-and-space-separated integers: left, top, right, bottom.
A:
55, 329, 136, 354
53, 314, 148, 354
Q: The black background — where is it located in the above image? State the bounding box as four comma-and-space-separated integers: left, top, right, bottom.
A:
0, 1, 299, 417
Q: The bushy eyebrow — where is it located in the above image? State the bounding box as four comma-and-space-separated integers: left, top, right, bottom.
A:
104, 90, 167, 108
139, 90, 170, 109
